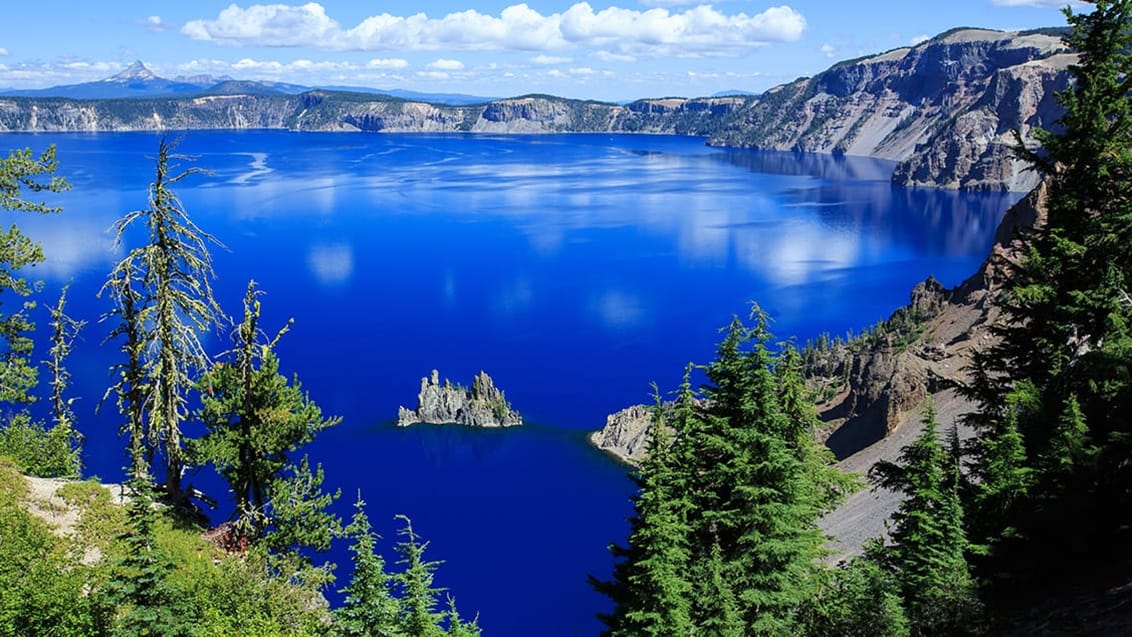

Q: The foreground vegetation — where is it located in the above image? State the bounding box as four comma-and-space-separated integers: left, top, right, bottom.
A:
595, 2, 1132, 635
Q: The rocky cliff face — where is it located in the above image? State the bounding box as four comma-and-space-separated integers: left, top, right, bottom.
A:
397, 369, 522, 428
587, 405, 654, 465
0, 92, 744, 137
708, 28, 1072, 191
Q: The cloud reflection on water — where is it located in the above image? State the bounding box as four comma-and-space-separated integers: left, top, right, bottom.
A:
307, 242, 354, 285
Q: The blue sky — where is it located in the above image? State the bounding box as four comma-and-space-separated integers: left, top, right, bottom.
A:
1, 1, 1081, 101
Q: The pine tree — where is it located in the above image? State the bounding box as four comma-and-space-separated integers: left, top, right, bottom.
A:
336, 495, 400, 637
106, 136, 224, 496
393, 514, 446, 637
696, 539, 744, 637
871, 400, 975, 634
963, 0, 1132, 599
101, 256, 149, 478
798, 553, 909, 637
615, 383, 694, 637
442, 596, 481, 637
261, 455, 341, 589
42, 285, 84, 477
105, 471, 188, 637
0, 145, 69, 406
692, 309, 828, 634
193, 280, 340, 540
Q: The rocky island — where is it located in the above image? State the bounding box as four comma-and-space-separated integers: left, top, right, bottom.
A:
396, 369, 522, 428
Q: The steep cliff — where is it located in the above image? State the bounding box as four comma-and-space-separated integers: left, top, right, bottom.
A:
709, 28, 1072, 191
397, 369, 522, 428
587, 405, 654, 465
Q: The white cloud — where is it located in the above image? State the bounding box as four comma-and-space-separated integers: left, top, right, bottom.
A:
308, 242, 354, 285
532, 54, 572, 65
819, 43, 835, 59
592, 50, 637, 63
182, 2, 806, 58
0, 48, 8, 57
910, 34, 930, 46
137, 14, 178, 32
426, 58, 464, 71
569, 67, 598, 75
366, 57, 408, 69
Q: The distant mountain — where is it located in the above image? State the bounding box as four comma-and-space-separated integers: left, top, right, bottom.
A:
0, 61, 206, 100
0, 61, 311, 100
0, 61, 494, 105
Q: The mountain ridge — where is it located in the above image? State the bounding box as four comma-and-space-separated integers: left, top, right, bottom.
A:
0, 28, 1073, 191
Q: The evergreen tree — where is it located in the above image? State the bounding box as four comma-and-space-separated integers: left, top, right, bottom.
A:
695, 539, 744, 637
692, 309, 829, 633
105, 471, 189, 637
100, 256, 149, 478
0, 145, 69, 406
798, 553, 909, 637
871, 400, 976, 635
106, 136, 224, 496
43, 284, 84, 477
393, 514, 446, 637
337, 495, 401, 637
442, 596, 481, 637
611, 383, 695, 637
261, 455, 341, 589
193, 280, 340, 540
963, 0, 1132, 600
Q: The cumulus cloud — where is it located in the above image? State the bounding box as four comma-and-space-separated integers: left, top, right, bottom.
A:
819, 43, 835, 59
0, 48, 8, 57
910, 34, 931, 46
426, 58, 465, 71
366, 58, 408, 69
182, 2, 806, 57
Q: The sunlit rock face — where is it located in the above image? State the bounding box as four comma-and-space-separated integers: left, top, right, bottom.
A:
708, 28, 1072, 192
397, 369, 522, 428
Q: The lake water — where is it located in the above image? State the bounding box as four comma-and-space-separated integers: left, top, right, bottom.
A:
5, 131, 1020, 635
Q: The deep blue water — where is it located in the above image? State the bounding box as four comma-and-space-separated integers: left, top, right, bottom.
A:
5, 131, 1020, 635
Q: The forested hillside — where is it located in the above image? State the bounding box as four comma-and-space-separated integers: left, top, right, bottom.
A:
593, 2, 1132, 635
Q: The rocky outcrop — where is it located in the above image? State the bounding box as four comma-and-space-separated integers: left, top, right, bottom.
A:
396, 370, 522, 428
709, 28, 1072, 191
587, 404, 655, 465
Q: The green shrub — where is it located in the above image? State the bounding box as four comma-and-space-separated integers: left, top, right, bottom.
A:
0, 412, 81, 478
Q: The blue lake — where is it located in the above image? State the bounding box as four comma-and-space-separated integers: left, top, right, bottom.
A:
6, 131, 1020, 635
